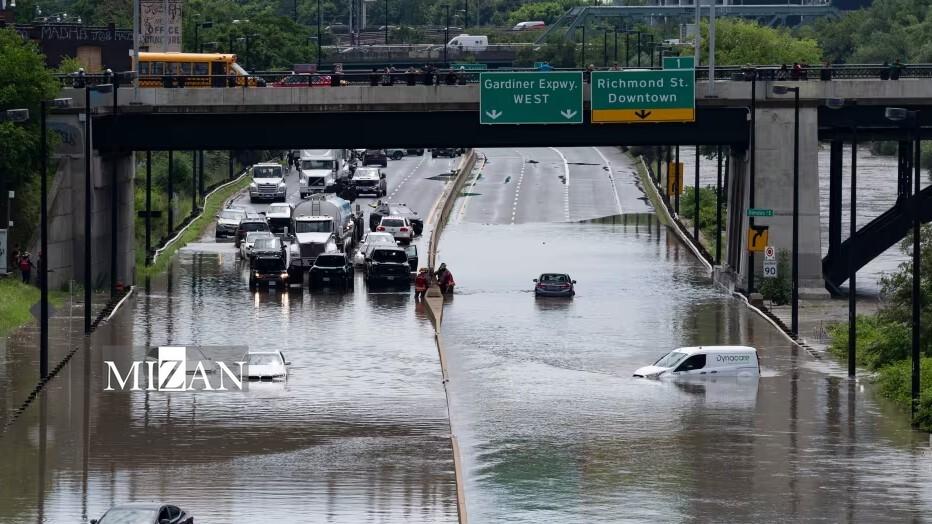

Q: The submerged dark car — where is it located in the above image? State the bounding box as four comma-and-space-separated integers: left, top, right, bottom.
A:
365, 247, 411, 286
91, 502, 193, 524
431, 147, 463, 158
533, 273, 576, 297
309, 252, 354, 288
249, 237, 289, 289
368, 202, 423, 235
362, 149, 388, 167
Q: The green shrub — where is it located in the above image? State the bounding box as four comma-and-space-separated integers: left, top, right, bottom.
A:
680, 185, 726, 250
827, 315, 912, 370
757, 249, 791, 305
874, 358, 932, 431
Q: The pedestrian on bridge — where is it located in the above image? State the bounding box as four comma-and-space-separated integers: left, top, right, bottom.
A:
423, 64, 436, 86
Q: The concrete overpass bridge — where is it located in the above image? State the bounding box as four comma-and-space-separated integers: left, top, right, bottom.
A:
50, 77, 932, 296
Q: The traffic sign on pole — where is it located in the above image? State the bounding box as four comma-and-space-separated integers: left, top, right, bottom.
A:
762, 259, 778, 278
747, 208, 774, 217
764, 245, 776, 260
479, 71, 584, 125
747, 225, 769, 252
663, 56, 695, 70
667, 162, 684, 195
590, 70, 695, 123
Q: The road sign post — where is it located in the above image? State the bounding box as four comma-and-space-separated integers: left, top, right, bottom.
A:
590, 70, 695, 123
479, 71, 583, 125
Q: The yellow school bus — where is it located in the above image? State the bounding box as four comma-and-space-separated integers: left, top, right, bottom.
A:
136, 52, 263, 87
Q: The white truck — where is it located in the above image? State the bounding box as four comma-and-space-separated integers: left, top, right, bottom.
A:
248, 163, 287, 203
288, 194, 362, 270
298, 149, 347, 198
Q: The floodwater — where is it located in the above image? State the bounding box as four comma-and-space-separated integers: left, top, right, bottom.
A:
676, 145, 907, 292
0, 154, 458, 523
440, 221, 932, 523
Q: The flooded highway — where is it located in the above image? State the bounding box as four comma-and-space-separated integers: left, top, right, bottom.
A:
440, 147, 932, 523
0, 153, 459, 523
2, 146, 930, 523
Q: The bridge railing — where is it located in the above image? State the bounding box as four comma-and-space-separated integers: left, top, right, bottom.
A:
53, 63, 932, 88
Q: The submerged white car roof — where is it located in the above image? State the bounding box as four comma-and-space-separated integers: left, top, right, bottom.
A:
673, 346, 757, 356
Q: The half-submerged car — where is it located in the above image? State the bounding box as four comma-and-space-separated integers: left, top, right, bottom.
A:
91, 503, 194, 524
244, 351, 290, 380
533, 273, 576, 297
633, 346, 760, 379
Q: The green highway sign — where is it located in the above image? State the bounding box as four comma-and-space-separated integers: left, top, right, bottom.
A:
590, 70, 695, 123
663, 56, 695, 70
746, 208, 774, 217
453, 63, 487, 70
479, 71, 583, 125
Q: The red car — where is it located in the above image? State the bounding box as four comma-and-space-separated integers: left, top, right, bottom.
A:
271, 73, 331, 87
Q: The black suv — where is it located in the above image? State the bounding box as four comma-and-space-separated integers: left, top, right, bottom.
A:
365, 247, 411, 286
309, 252, 354, 289
431, 148, 463, 158
363, 149, 388, 167
249, 238, 288, 290
368, 202, 423, 235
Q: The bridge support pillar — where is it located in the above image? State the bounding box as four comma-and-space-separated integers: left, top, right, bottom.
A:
46, 113, 135, 292
730, 106, 827, 296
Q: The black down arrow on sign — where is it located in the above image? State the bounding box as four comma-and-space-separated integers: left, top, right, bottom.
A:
634, 110, 652, 119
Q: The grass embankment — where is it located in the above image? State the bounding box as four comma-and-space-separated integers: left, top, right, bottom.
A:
829, 316, 932, 430
136, 175, 250, 278
679, 186, 727, 255
0, 279, 67, 336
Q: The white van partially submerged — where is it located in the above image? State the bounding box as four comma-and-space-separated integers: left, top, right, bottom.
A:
633, 346, 759, 379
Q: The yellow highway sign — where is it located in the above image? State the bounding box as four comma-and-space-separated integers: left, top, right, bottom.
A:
747, 226, 769, 252
666, 162, 684, 195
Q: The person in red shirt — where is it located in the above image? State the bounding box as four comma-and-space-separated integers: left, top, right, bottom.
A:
414, 268, 429, 300
435, 263, 455, 295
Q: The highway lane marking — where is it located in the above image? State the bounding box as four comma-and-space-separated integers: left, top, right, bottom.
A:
549, 147, 571, 221
511, 149, 527, 224
592, 146, 624, 216
387, 155, 427, 201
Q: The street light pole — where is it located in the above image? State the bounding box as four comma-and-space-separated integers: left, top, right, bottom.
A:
317, 0, 322, 69
384, 0, 388, 44
83, 86, 92, 334
40, 100, 49, 379
792, 87, 800, 335
444, 5, 450, 67
848, 124, 857, 378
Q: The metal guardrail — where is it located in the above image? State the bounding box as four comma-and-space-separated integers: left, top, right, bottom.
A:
54, 63, 932, 88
